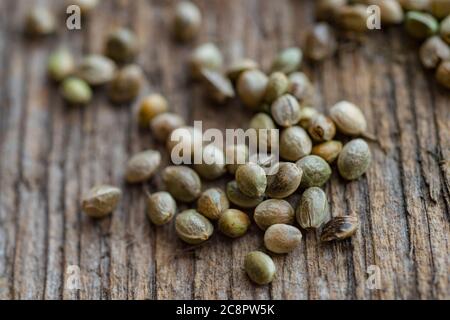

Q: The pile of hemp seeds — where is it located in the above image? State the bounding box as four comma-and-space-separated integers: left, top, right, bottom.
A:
24, 0, 450, 286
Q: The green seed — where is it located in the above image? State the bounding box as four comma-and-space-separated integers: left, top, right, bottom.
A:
61, 77, 93, 105
218, 209, 251, 238
125, 150, 161, 184
264, 72, 289, 104
266, 162, 303, 199
173, 1, 202, 41
48, 49, 75, 82
237, 69, 269, 109
108, 64, 144, 104
226, 180, 264, 209
163, 166, 202, 203
254, 199, 295, 230
236, 163, 267, 198
189, 43, 223, 79
271, 94, 301, 128
244, 251, 276, 285
320, 216, 359, 242
337, 139, 372, 180
264, 224, 302, 254
311, 140, 343, 164
296, 155, 332, 188
175, 209, 214, 244
271, 47, 303, 74
405, 11, 439, 39
197, 188, 229, 221
105, 28, 139, 63
82, 185, 122, 218
296, 187, 329, 229
147, 192, 177, 226
77, 54, 117, 86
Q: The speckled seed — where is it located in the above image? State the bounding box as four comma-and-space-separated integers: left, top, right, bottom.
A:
430, 0, 450, 19
147, 192, 177, 226
316, 0, 347, 21
48, 49, 75, 82
337, 139, 372, 180
25, 7, 56, 36
77, 54, 117, 86
336, 4, 370, 32
125, 150, 161, 183
250, 113, 277, 151
193, 144, 226, 180
218, 209, 251, 238
308, 114, 336, 142
266, 162, 302, 199
440, 15, 450, 44
436, 60, 450, 89
280, 126, 312, 161
264, 224, 302, 254
70, 0, 99, 14
173, 1, 202, 41
197, 188, 229, 220
321, 216, 359, 242
305, 23, 337, 61
237, 69, 269, 110
404, 11, 439, 39
254, 199, 295, 230
296, 155, 332, 188
288, 72, 315, 105
244, 251, 276, 285
175, 210, 214, 244
167, 126, 203, 160
271, 47, 303, 74
225, 144, 249, 175
61, 77, 93, 105
419, 36, 450, 69
105, 28, 139, 63
311, 140, 343, 164
200, 68, 235, 103
298, 106, 319, 130
150, 113, 185, 142
226, 58, 259, 82
296, 187, 329, 229
108, 64, 144, 104
189, 43, 223, 79
138, 94, 169, 128
329, 101, 367, 136
82, 185, 122, 218
226, 180, 264, 209
236, 163, 267, 198
264, 72, 289, 103
271, 94, 301, 128
163, 166, 202, 202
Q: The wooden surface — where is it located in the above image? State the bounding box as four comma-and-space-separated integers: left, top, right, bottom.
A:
0, 0, 449, 300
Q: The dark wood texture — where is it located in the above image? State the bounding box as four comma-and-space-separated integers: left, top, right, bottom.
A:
0, 0, 448, 300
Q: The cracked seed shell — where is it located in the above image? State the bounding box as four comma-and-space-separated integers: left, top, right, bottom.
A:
321, 216, 359, 242
308, 114, 336, 142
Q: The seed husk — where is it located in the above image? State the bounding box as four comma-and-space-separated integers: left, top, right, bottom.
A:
167, 126, 203, 160
329, 101, 367, 136
288, 72, 316, 106
337, 138, 372, 180
254, 199, 295, 230
25, 7, 56, 36
236, 163, 267, 198
336, 4, 370, 33
264, 224, 302, 254
430, 0, 450, 19
296, 155, 332, 188
298, 106, 319, 130
108, 64, 144, 104
225, 144, 249, 175
226, 58, 259, 82
150, 113, 185, 142
147, 191, 177, 226
48, 49, 75, 82
405, 11, 439, 39
173, 1, 202, 41
218, 209, 251, 238
138, 94, 169, 128
199, 68, 235, 103
436, 60, 450, 89
321, 216, 359, 242
197, 188, 229, 221
82, 185, 122, 218
308, 114, 336, 142
266, 162, 302, 199
61, 77, 93, 105
305, 23, 337, 61
69, 0, 99, 15
163, 166, 202, 203
264, 72, 289, 104
271, 47, 303, 74
189, 43, 223, 79
311, 140, 343, 164
296, 187, 330, 229
420, 36, 450, 69
316, 0, 348, 21
77, 54, 117, 86
105, 28, 139, 63
280, 126, 312, 161
237, 69, 269, 110
271, 94, 301, 128
226, 180, 264, 209
440, 15, 450, 44
249, 113, 277, 151
245, 251, 276, 285
193, 144, 226, 180
175, 209, 214, 244
125, 150, 161, 183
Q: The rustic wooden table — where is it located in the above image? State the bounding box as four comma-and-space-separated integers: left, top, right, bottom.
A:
0, 0, 448, 300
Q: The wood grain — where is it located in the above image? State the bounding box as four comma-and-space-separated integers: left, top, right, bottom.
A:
0, 0, 448, 300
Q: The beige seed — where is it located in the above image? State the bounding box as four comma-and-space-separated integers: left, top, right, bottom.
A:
147, 192, 177, 226
175, 209, 214, 244
236, 163, 267, 198
329, 101, 367, 136
271, 94, 301, 128
163, 166, 202, 203
237, 69, 269, 110
266, 162, 303, 199
197, 188, 229, 221
125, 150, 161, 184
254, 199, 295, 230
150, 113, 185, 142
308, 114, 336, 142
244, 251, 276, 285
264, 224, 302, 254
82, 185, 122, 219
